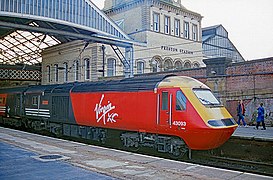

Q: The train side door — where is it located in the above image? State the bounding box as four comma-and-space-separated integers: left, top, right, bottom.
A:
15, 94, 23, 116
172, 90, 187, 130
158, 88, 173, 127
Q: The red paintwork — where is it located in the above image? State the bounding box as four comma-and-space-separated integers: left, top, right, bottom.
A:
0, 94, 7, 116
70, 88, 234, 150
70, 91, 157, 130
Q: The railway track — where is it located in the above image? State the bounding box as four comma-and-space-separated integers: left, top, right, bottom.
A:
188, 153, 273, 177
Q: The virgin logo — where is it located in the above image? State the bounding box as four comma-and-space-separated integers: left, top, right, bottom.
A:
94, 94, 119, 125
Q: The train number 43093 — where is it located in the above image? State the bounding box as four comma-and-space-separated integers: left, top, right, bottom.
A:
173, 121, 186, 126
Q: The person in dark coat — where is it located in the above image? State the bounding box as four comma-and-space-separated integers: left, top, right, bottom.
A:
237, 100, 247, 127
255, 103, 266, 130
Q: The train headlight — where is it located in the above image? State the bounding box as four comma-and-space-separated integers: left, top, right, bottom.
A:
208, 118, 236, 127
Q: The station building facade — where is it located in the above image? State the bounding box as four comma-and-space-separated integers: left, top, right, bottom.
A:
41, 0, 203, 85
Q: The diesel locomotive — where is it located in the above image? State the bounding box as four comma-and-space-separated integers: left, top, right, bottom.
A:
0, 75, 237, 156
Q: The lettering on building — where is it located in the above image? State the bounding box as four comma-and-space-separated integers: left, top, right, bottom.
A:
161, 46, 194, 54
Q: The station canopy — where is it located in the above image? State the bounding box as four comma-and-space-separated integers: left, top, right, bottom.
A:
0, 22, 61, 65
0, 0, 135, 66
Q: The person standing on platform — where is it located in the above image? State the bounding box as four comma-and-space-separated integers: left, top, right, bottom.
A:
255, 103, 266, 130
237, 100, 247, 127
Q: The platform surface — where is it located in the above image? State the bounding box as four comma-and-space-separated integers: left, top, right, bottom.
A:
0, 127, 272, 180
232, 126, 273, 141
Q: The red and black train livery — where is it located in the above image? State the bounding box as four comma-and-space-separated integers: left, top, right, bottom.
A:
0, 75, 237, 156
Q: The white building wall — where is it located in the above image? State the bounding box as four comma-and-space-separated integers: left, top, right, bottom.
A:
41, 0, 204, 84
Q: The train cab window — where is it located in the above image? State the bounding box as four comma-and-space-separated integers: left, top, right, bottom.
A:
162, 92, 168, 110
176, 91, 186, 111
32, 96, 38, 106
193, 89, 220, 105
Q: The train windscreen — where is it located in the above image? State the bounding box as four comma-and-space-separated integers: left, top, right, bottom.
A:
193, 89, 220, 105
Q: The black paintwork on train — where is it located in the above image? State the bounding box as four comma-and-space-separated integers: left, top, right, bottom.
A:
72, 74, 175, 93
0, 87, 29, 118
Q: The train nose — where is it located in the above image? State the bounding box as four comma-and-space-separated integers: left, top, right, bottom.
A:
212, 127, 237, 149
187, 126, 237, 150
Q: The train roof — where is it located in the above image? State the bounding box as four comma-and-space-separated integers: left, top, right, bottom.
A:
25, 83, 79, 94
71, 74, 175, 93
24, 84, 58, 94
0, 75, 208, 95
159, 76, 209, 89
0, 86, 29, 94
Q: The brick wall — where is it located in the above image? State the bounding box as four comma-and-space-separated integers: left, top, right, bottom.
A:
224, 58, 273, 125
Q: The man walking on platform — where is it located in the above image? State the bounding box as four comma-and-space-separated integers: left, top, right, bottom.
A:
237, 100, 247, 127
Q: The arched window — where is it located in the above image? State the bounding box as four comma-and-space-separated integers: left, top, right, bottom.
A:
54, 64, 58, 82
137, 61, 144, 74
107, 58, 116, 77
184, 61, 191, 69
84, 58, 90, 80
174, 61, 183, 70
63, 62, 68, 82
46, 65, 50, 83
151, 59, 159, 72
163, 59, 173, 71
193, 62, 200, 68
74, 60, 79, 81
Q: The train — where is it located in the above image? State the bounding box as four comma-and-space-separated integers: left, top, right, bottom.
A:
0, 74, 237, 157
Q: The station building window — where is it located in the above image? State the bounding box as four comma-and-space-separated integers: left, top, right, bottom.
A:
163, 59, 173, 71
184, 61, 191, 69
63, 62, 68, 82
192, 24, 198, 41
74, 60, 79, 81
184, 21, 189, 39
151, 59, 160, 72
153, 12, 160, 32
174, 19, 180, 37
46, 65, 50, 83
164, 16, 170, 34
193, 62, 200, 68
107, 58, 116, 77
84, 58, 90, 80
137, 61, 144, 74
54, 64, 58, 82
174, 61, 183, 70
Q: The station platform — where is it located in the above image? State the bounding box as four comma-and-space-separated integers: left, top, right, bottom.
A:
0, 126, 272, 180
232, 126, 273, 141
0, 142, 114, 180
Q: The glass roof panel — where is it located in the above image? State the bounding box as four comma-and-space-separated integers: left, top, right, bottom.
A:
0, 23, 61, 65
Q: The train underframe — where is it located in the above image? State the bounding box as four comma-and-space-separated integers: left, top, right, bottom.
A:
0, 116, 190, 158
